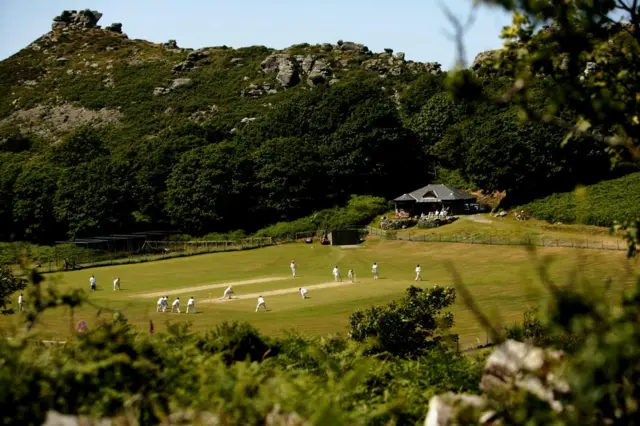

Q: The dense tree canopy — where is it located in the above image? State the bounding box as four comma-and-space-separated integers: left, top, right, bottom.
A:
0, 23, 633, 242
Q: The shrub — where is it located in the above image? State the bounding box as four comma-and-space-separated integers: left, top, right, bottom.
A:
254, 195, 389, 239
348, 285, 457, 358
519, 172, 640, 226
197, 321, 277, 365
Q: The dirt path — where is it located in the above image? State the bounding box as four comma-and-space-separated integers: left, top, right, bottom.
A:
200, 280, 359, 304
134, 277, 290, 299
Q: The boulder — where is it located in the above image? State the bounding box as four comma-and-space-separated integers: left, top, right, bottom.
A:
394, 52, 406, 61
301, 55, 316, 73
390, 67, 402, 76
480, 340, 568, 412
471, 50, 500, 70
424, 62, 442, 74
105, 23, 122, 33
230, 57, 244, 64
170, 78, 193, 90
172, 61, 194, 72
164, 39, 179, 49
42, 410, 112, 426
161, 410, 220, 425
307, 59, 331, 86
320, 43, 333, 51
260, 54, 301, 87
52, 10, 103, 31
186, 51, 210, 62
265, 404, 305, 426
424, 340, 570, 425
336, 41, 369, 53
55, 57, 70, 65
241, 117, 256, 124
425, 393, 488, 426
153, 87, 170, 96
362, 59, 388, 74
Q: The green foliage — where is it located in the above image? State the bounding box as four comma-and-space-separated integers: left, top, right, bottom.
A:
165, 142, 252, 234
0, 265, 27, 314
348, 285, 457, 358
519, 172, 640, 227
0, 22, 628, 242
198, 321, 277, 365
0, 267, 482, 425
399, 72, 445, 115
254, 195, 389, 239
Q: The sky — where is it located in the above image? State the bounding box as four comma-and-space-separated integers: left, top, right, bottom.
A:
0, 0, 513, 68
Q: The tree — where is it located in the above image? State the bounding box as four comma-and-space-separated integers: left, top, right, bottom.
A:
400, 72, 446, 115
0, 265, 27, 315
130, 134, 208, 226
12, 162, 60, 241
454, 0, 640, 252
251, 136, 323, 222
54, 159, 133, 238
348, 285, 457, 358
165, 142, 253, 234
50, 127, 109, 168
408, 91, 467, 148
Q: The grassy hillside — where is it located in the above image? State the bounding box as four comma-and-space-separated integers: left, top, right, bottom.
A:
519, 172, 640, 227
0, 9, 622, 243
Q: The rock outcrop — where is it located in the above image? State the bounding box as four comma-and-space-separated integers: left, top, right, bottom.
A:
425, 340, 570, 425
164, 39, 179, 49
172, 50, 211, 72
471, 49, 501, 71
52, 10, 103, 31
154, 78, 193, 96
336, 40, 370, 54
105, 23, 122, 33
307, 59, 332, 86
260, 54, 301, 87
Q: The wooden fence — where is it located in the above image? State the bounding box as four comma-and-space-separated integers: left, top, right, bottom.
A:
365, 226, 627, 252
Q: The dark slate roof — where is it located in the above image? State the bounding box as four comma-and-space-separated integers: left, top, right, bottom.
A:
393, 184, 476, 203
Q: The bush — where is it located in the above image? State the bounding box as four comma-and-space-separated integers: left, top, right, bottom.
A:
519, 172, 640, 226
348, 285, 457, 358
254, 195, 389, 239
197, 321, 277, 365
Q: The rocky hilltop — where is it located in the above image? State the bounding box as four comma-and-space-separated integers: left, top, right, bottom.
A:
0, 9, 446, 143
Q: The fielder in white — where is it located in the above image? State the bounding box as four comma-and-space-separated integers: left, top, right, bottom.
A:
156, 297, 164, 312
299, 287, 308, 299
372, 262, 379, 279
290, 260, 297, 277
256, 295, 267, 312
17, 293, 25, 312
222, 285, 233, 299
113, 277, 120, 291
415, 264, 422, 281
89, 275, 96, 292
171, 297, 181, 313
348, 269, 354, 283
332, 265, 342, 282
186, 297, 196, 313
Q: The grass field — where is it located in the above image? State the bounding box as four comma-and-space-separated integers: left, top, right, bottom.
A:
393, 214, 624, 246
2, 238, 637, 349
